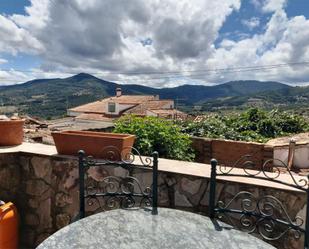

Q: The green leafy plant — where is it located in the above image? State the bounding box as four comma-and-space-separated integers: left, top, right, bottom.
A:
179, 108, 309, 143
113, 115, 195, 161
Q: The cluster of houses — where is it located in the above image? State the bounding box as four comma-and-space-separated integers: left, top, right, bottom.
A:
67, 88, 187, 125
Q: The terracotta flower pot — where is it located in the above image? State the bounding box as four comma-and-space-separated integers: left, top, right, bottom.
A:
0, 120, 24, 146
51, 131, 136, 160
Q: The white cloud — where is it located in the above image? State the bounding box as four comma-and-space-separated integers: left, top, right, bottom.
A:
0, 0, 309, 86
0, 0, 239, 87
262, 0, 287, 13
0, 58, 7, 64
0, 69, 32, 85
250, 0, 262, 9
10, 0, 50, 31
241, 17, 260, 30
0, 14, 43, 55
210, 7, 309, 84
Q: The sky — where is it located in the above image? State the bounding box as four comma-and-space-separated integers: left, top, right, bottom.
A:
0, 0, 309, 87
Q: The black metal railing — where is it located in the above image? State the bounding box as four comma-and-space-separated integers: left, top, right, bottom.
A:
78, 146, 158, 219
208, 156, 309, 249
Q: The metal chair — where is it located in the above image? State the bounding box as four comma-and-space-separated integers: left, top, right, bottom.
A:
77, 146, 158, 219
208, 155, 309, 249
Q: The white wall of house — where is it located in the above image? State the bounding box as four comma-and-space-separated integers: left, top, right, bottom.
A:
273, 144, 309, 169
106, 103, 134, 115
67, 110, 82, 117
116, 103, 135, 114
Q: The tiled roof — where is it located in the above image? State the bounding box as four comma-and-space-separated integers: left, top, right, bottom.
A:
148, 109, 188, 120
69, 100, 107, 113
109, 95, 156, 104
75, 113, 114, 122
124, 100, 174, 115
69, 95, 156, 113
149, 109, 186, 115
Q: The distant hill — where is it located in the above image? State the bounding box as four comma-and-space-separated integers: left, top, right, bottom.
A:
157, 80, 291, 104
202, 85, 309, 114
0, 73, 294, 118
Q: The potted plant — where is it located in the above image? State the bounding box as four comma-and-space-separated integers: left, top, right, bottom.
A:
51, 131, 135, 160
0, 117, 24, 146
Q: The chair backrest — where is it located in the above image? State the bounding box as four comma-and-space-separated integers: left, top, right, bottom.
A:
208, 155, 309, 248
78, 146, 158, 219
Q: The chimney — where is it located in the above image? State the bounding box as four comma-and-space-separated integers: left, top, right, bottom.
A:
116, 87, 122, 97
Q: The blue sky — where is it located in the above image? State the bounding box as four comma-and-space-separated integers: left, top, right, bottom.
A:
0, 0, 29, 15
1, 0, 309, 86
0, 0, 39, 73
218, 0, 309, 43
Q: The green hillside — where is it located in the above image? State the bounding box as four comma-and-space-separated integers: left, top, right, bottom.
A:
0, 73, 296, 118
201, 85, 309, 115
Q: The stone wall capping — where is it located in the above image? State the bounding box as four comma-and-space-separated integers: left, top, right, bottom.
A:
273, 142, 309, 149
212, 138, 265, 145
0, 142, 305, 193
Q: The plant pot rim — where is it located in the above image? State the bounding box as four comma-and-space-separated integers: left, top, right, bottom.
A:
0, 119, 25, 123
51, 130, 135, 139
52, 130, 136, 159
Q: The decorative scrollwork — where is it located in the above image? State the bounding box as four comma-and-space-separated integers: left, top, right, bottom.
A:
216, 191, 305, 241
79, 147, 158, 218
240, 214, 256, 232
262, 158, 308, 189
84, 175, 152, 213
217, 154, 309, 191
84, 145, 153, 167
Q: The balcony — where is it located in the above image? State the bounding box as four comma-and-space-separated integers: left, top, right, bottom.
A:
0, 142, 307, 249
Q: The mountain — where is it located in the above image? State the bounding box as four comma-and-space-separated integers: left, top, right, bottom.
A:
157, 80, 291, 104
0, 73, 293, 118
202, 85, 309, 114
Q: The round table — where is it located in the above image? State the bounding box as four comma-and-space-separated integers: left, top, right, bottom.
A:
37, 208, 275, 249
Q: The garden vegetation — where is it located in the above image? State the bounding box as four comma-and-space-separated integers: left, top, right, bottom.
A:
114, 108, 309, 160
179, 108, 309, 143
114, 115, 195, 161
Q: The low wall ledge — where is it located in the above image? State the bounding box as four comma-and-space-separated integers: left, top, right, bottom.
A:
0, 142, 306, 193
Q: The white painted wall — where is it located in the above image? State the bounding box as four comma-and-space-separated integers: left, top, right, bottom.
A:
117, 103, 135, 114
273, 144, 309, 168
67, 110, 82, 117
105, 103, 134, 115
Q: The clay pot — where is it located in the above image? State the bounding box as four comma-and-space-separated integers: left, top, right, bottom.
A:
51, 131, 136, 160
0, 202, 19, 249
0, 120, 24, 146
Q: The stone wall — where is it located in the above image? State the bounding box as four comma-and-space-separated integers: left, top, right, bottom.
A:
0, 151, 305, 249
192, 137, 274, 168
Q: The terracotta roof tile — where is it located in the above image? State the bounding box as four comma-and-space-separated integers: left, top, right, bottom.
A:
69, 95, 156, 113
150, 109, 186, 115
124, 100, 174, 115
148, 109, 188, 120
75, 113, 114, 122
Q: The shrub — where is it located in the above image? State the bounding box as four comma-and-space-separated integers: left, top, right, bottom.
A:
272, 111, 308, 133
113, 115, 195, 161
178, 108, 309, 143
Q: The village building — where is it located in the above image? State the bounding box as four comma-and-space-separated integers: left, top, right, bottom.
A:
67, 88, 187, 121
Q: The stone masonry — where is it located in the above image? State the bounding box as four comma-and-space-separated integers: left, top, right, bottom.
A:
0, 151, 306, 249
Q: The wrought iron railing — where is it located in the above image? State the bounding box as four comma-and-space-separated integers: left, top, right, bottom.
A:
78, 146, 158, 219
208, 155, 309, 248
